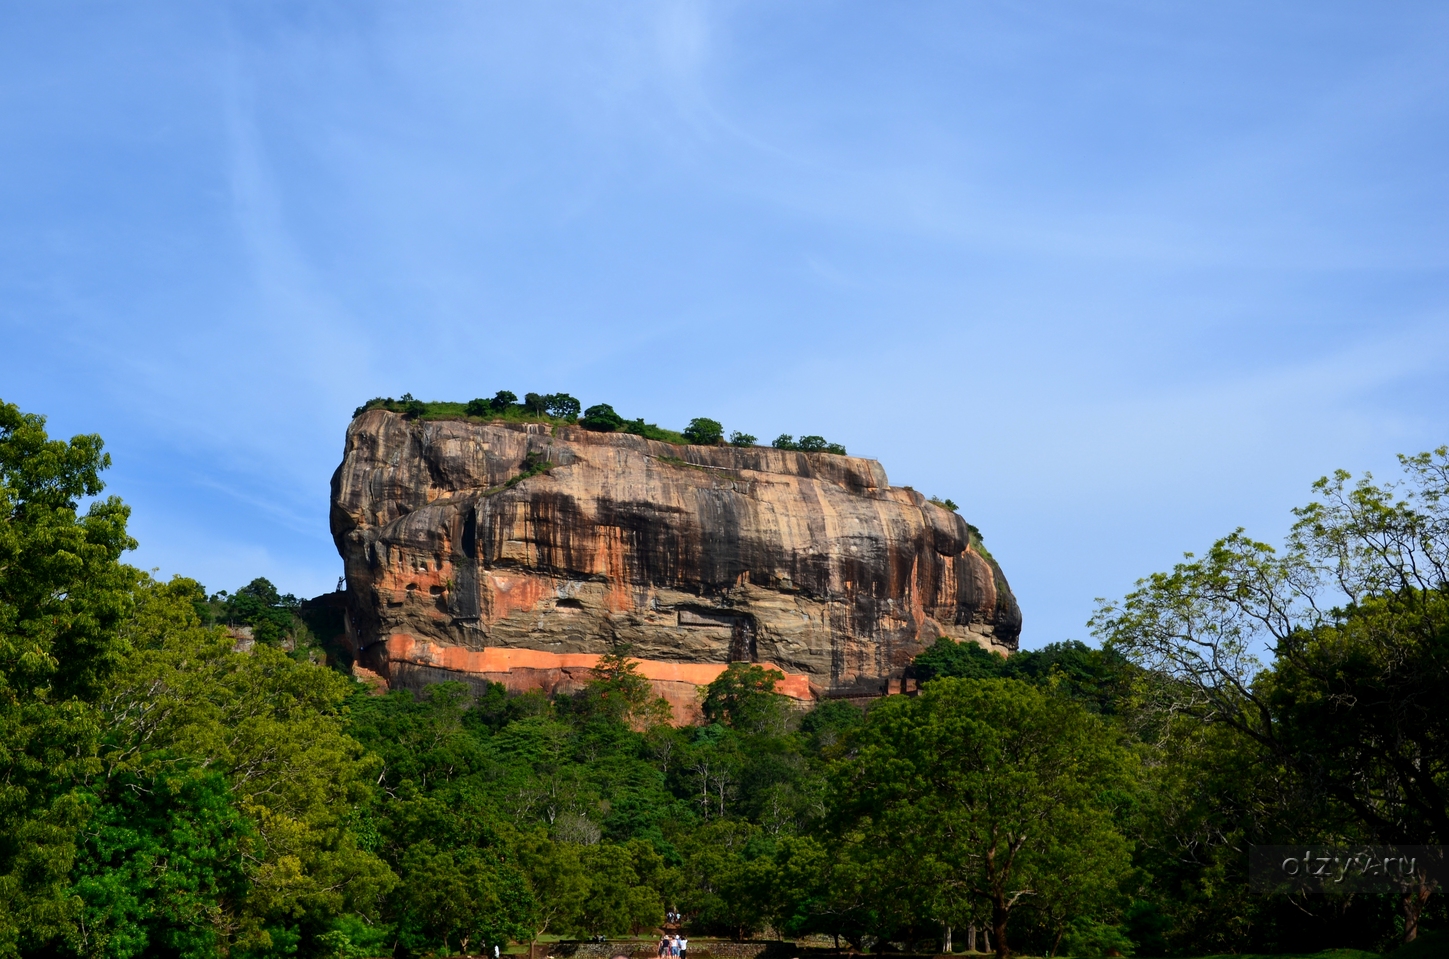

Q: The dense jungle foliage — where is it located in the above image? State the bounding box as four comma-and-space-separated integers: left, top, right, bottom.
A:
350, 392, 847, 454
2, 398, 1446, 958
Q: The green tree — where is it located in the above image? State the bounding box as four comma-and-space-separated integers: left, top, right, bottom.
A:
70, 768, 251, 959
796, 435, 827, 452
543, 393, 582, 419
999, 640, 1138, 715
829, 678, 1132, 959
680, 725, 746, 821
676, 821, 773, 940
0, 401, 137, 956
523, 392, 548, 415
314, 915, 392, 959
728, 432, 757, 448
912, 637, 1006, 683
103, 576, 396, 952
799, 700, 863, 754
700, 663, 789, 735
220, 577, 298, 646
1092, 448, 1449, 942
577, 651, 672, 730
771, 435, 797, 451
577, 841, 667, 936
914, 638, 1139, 716
682, 418, 724, 446
581, 404, 625, 433
516, 832, 587, 948
465, 398, 492, 417
491, 390, 518, 412
396, 842, 533, 955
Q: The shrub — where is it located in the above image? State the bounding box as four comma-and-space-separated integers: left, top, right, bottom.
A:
623, 418, 687, 444
353, 396, 390, 417
729, 431, 757, 447
581, 404, 625, 432
464, 398, 490, 417
928, 496, 959, 512
682, 417, 724, 446
400, 393, 427, 418
772, 433, 844, 454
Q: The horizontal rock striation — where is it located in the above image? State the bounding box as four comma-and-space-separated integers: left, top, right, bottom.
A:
330, 410, 1020, 720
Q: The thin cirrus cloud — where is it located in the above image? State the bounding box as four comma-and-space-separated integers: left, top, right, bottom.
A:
0, 1, 1446, 646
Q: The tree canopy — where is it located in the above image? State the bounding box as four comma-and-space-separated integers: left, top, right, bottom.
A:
682, 418, 724, 446
830, 679, 1133, 959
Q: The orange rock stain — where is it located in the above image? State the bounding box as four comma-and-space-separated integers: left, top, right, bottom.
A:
383, 633, 817, 724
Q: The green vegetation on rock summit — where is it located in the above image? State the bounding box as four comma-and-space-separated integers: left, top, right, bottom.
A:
352, 392, 849, 455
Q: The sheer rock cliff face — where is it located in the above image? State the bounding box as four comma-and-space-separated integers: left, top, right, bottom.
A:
331, 410, 1021, 721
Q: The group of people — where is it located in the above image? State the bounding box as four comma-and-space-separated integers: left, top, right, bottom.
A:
656, 934, 687, 959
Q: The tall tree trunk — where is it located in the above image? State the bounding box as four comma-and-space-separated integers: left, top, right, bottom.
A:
943, 923, 952, 954
967, 925, 977, 954
1404, 879, 1433, 942
992, 895, 1009, 959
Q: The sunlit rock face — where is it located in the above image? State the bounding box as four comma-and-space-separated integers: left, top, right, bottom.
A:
330, 410, 1020, 722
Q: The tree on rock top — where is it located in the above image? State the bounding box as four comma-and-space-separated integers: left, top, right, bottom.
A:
543, 393, 581, 419
683, 418, 724, 446
580, 404, 625, 432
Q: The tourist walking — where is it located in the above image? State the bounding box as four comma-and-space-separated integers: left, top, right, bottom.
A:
679, 935, 687, 959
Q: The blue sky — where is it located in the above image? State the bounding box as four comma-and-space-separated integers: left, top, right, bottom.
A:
3, 2, 1447, 648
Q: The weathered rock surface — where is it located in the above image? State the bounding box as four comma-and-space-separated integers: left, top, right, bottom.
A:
331, 410, 1020, 721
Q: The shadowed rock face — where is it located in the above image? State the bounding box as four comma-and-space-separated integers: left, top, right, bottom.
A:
330, 410, 1020, 720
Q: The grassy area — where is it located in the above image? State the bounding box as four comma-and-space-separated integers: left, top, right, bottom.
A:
1393, 930, 1449, 959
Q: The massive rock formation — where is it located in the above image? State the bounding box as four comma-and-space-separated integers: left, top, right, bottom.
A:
331, 410, 1020, 721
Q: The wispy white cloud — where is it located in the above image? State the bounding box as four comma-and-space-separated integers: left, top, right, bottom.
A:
1, 0, 1446, 645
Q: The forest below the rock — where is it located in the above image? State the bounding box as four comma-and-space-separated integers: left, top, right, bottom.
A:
2, 398, 1447, 959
